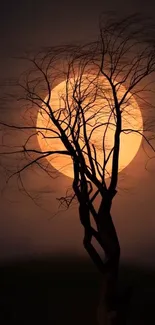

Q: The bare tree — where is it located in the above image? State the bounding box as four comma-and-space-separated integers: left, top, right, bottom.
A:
1, 13, 155, 324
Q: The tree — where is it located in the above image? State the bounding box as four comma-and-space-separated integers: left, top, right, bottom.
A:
1, 13, 155, 324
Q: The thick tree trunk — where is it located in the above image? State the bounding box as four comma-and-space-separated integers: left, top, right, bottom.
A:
97, 258, 120, 325
97, 210, 120, 325
78, 191, 120, 324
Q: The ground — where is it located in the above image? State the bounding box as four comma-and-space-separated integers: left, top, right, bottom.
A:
0, 256, 154, 324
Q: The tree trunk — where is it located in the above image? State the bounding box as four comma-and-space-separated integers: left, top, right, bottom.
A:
97, 210, 120, 325
78, 194, 120, 324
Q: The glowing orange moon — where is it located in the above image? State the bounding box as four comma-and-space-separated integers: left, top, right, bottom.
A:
37, 74, 143, 179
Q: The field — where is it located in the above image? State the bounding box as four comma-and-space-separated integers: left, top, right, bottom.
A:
0, 256, 154, 324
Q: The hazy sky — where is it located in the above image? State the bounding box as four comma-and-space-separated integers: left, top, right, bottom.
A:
1, 0, 155, 266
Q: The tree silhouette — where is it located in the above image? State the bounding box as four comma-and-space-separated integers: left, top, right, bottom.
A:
1, 13, 155, 324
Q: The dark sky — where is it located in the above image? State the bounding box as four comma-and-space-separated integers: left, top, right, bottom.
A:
1, 0, 155, 266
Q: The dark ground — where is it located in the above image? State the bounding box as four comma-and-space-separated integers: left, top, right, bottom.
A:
0, 256, 154, 324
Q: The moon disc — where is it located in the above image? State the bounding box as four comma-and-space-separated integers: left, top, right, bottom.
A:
37, 74, 143, 179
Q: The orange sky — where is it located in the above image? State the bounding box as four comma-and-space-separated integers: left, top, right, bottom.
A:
1, 0, 155, 268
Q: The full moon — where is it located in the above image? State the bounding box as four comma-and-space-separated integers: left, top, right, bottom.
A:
37, 74, 143, 179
